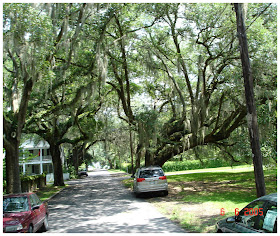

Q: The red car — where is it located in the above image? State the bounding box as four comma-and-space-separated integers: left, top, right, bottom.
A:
3, 192, 49, 233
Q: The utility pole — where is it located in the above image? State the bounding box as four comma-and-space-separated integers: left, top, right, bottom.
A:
234, 3, 266, 197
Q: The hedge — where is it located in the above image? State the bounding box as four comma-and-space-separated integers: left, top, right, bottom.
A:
117, 158, 238, 174
161, 159, 239, 172
21, 174, 46, 193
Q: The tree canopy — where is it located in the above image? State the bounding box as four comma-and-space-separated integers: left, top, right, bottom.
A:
3, 3, 277, 192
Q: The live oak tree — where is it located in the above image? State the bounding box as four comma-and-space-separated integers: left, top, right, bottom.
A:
103, 3, 246, 167
3, 3, 276, 193
102, 3, 276, 169
3, 4, 54, 193
24, 3, 110, 186
141, 3, 248, 166
102, 4, 159, 169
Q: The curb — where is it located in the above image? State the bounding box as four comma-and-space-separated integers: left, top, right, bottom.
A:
44, 186, 67, 203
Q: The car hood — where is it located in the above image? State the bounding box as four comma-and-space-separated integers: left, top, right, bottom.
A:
3, 212, 30, 226
217, 217, 226, 224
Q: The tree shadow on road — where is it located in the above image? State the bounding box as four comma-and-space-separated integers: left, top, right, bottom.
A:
46, 173, 186, 233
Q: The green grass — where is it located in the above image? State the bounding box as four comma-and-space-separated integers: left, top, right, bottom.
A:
123, 166, 277, 233
162, 158, 242, 172
168, 169, 275, 184
35, 185, 66, 202
122, 178, 134, 188
165, 164, 254, 175
167, 169, 277, 210
107, 169, 128, 174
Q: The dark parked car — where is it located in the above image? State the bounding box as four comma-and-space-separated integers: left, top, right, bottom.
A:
3, 192, 49, 233
78, 169, 88, 177
216, 193, 277, 233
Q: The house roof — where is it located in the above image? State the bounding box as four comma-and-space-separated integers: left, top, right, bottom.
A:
20, 140, 50, 149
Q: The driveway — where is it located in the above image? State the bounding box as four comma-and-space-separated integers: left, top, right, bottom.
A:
46, 169, 186, 233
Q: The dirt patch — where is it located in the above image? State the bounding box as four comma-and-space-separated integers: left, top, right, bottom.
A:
148, 180, 244, 232
150, 199, 221, 232
164, 180, 256, 201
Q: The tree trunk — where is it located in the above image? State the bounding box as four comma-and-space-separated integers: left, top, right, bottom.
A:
145, 148, 154, 166
73, 147, 79, 176
108, 159, 113, 169
135, 144, 143, 170
3, 78, 33, 194
4, 137, 21, 194
154, 145, 178, 167
129, 124, 134, 175
234, 3, 266, 197
49, 142, 65, 186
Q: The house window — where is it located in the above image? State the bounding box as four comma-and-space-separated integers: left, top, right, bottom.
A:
49, 164, 53, 173
43, 163, 53, 174
32, 165, 40, 174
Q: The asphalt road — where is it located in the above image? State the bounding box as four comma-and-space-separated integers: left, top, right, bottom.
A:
46, 169, 187, 233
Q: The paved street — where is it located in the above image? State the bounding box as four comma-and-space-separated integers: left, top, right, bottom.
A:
46, 169, 186, 233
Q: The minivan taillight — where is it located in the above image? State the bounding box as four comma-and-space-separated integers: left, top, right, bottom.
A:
159, 176, 167, 180
137, 178, 145, 182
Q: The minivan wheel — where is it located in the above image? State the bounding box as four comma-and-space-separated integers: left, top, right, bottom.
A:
163, 190, 168, 196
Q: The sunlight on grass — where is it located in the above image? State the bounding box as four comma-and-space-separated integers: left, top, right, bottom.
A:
108, 169, 127, 174
35, 185, 66, 201
122, 178, 134, 188
165, 164, 254, 176
121, 166, 277, 233
149, 168, 277, 233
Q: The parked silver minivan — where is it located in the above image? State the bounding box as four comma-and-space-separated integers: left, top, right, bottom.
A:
133, 166, 168, 197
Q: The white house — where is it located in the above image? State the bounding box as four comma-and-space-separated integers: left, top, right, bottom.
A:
19, 140, 53, 175
19, 139, 70, 182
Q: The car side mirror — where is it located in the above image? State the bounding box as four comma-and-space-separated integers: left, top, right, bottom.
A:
235, 215, 242, 222
32, 205, 40, 211
226, 217, 236, 223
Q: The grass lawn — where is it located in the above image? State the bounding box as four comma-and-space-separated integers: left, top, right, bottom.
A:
165, 164, 254, 175
122, 166, 277, 233
108, 169, 128, 174
35, 185, 66, 202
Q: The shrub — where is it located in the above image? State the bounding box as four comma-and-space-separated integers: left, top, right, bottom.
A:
162, 159, 239, 172
65, 166, 77, 179
119, 163, 132, 173
21, 173, 46, 192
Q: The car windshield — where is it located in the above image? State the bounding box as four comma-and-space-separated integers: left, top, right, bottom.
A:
3, 197, 29, 213
139, 169, 164, 178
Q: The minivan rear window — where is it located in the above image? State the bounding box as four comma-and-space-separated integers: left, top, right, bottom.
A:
139, 169, 164, 178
